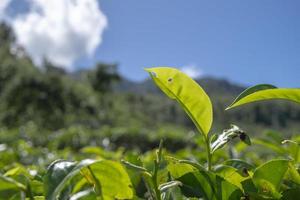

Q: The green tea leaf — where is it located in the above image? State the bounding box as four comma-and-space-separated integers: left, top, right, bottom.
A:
0, 173, 26, 191
145, 67, 213, 136
252, 138, 286, 155
223, 159, 255, 171
44, 159, 133, 200
228, 84, 276, 107
285, 163, 300, 185
167, 161, 243, 199
83, 160, 134, 200
215, 165, 249, 191
167, 162, 214, 199
226, 84, 300, 110
0, 174, 26, 199
252, 159, 289, 198
281, 188, 300, 200
44, 159, 96, 200
282, 139, 300, 163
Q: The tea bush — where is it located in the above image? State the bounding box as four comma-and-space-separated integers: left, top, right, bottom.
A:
0, 67, 299, 199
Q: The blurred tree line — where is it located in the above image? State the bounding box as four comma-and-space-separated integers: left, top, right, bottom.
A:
0, 22, 299, 137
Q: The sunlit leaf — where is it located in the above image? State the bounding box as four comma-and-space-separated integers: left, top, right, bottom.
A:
145, 67, 213, 136
81, 160, 134, 200
215, 165, 250, 191
44, 159, 133, 200
226, 84, 300, 110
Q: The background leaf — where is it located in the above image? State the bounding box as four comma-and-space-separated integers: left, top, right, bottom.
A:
252, 159, 289, 198
0, 174, 26, 198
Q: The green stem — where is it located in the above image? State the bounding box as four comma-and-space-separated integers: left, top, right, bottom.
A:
205, 138, 212, 171
295, 145, 299, 163
87, 166, 103, 199
152, 160, 162, 200
141, 174, 155, 200
150, 140, 163, 200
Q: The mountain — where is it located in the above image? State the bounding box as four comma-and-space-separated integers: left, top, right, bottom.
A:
114, 76, 245, 97
113, 75, 300, 136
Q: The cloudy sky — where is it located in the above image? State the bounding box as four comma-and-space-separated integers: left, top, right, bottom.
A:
1, 0, 300, 87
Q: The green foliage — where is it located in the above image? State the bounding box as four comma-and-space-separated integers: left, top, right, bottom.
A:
1, 22, 300, 134
227, 84, 300, 110
85, 160, 134, 199
0, 128, 299, 199
167, 161, 243, 199
87, 63, 120, 93
144, 67, 299, 199
252, 159, 289, 198
44, 159, 96, 200
145, 67, 213, 137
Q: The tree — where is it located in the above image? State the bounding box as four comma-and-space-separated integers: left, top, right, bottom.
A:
88, 63, 120, 93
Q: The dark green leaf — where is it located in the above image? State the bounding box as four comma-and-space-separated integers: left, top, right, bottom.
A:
167, 161, 243, 199
281, 188, 300, 200
223, 159, 255, 171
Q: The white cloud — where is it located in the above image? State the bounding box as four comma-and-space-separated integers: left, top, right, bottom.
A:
0, 0, 12, 20
181, 64, 203, 79
6, 0, 107, 70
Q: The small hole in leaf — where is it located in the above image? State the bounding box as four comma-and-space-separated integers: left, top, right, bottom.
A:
150, 71, 157, 77
168, 78, 173, 82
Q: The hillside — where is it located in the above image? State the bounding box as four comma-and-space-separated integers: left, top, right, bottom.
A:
0, 22, 299, 138
114, 76, 245, 96
113, 76, 300, 135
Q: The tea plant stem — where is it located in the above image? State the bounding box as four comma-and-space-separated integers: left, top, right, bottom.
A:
205, 138, 212, 171
141, 174, 155, 199
153, 160, 162, 200
87, 166, 103, 199
152, 140, 163, 200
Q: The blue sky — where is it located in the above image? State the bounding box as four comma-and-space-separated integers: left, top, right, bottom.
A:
3, 0, 300, 87
92, 0, 300, 87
